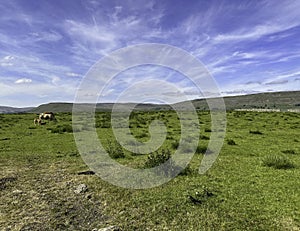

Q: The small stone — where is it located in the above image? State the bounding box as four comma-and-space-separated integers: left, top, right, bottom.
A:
97, 226, 120, 231
12, 189, 23, 194
74, 183, 87, 194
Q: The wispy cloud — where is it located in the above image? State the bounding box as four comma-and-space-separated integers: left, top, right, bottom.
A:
26, 31, 63, 43
214, 24, 292, 42
66, 72, 82, 78
264, 70, 300, 83
265, 79, 289, 85
0, 0, 299, 106
15, 78, 32, 84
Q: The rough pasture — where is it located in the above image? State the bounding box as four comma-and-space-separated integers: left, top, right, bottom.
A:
0, 111, 299, 230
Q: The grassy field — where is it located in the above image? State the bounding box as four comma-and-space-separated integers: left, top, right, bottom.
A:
0, 111, 299, 230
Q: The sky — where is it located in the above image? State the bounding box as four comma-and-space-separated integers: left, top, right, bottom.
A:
0, 0, 300, 107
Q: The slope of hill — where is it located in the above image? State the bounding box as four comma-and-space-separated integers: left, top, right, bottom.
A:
0, 106, 34, 114
4, 91, 300, 113
29, 103, 74, 113
29, 102, 172, 113
189, 91, 300, 111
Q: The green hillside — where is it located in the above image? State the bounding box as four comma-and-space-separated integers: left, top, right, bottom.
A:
28, 91, 300, 113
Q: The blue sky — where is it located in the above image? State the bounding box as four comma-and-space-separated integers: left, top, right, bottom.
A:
0, 0, 300, 107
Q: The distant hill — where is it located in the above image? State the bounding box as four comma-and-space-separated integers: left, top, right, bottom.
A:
29, 102, 171, 113
189, 91, 300, 111
0, 106, 34, 114
29, 102, 74, 113
2, 91, 299, 114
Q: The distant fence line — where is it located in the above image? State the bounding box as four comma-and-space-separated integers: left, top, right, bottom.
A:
235, 108, 300, 113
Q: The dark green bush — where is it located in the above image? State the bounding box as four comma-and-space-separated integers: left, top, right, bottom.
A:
180, 142, 194, 153
144, 149, 187, 176
171, 140, 179, 149
281, 149, 296, 155
196, 145, 213, 154
204, 128, 211, 132
249, 130, 263, 135
96, 121, 111, 128
200, 135, 209, 140
145, 149, 172, 168
50, 124, 73, 133
188, 187, 215, 205
227, 139, 237, 145
196, 145, 207, 154
107, 141, 125, 159
262, 154, 295, 169
179, 164, 193, 176
136, 132, 148, 139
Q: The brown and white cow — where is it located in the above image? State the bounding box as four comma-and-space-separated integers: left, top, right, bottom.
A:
34, 118, 46, 125
34, 118, 42, 125
39, 112, 56, 121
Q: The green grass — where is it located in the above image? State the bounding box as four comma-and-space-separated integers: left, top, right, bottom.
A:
262, 154, 295, 169
0, 111, 300, 230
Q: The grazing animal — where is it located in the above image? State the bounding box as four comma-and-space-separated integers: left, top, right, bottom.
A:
39, 112, 56, 121
34, 118, 42, 125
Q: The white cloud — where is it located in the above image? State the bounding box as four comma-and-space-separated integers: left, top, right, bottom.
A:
0, 62, 13, 67
65, 19, 117, 44
28, 31, 63, 43
0, 53, 74, 84
0, 55, 15, 67
214, 24, 292, 42
213, 0, 300, 44
221, 89, 261, 96
265, 79, 289, 85
15, 78, 32, 84
3, 55, 14, 60
264, 70, 300, 84
276, 71, 300, 79
66, 72, 82, 77
1, 0, 300, 106
51, 76, 60, 85
0, 75, 80, 106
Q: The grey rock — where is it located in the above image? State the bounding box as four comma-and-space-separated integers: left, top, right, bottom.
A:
12, 189, 23, 194
96, 226, 120, 231
74, 183, 87, 194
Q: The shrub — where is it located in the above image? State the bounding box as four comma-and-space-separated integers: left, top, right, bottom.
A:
96, 121, 111, 128
196, 145, 207, 154
144, 149, 186, 176
204, 128, 211, 132
249, 130, 263, 135
200, 135, 209, 140
188, 187, 215, 205
196, 145, 213, 154
179, 164, 193, 176
50, 124, 73, 133
227, 139, 237, 145
136, 132, 148, 139
171, 140, 179, 149
72, 126, 82, 133
145, 149, 171, 168
262, 154, 295, 169
107, 141, 125, 159
281, 149, 296, 155
179, 142, 194, 153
